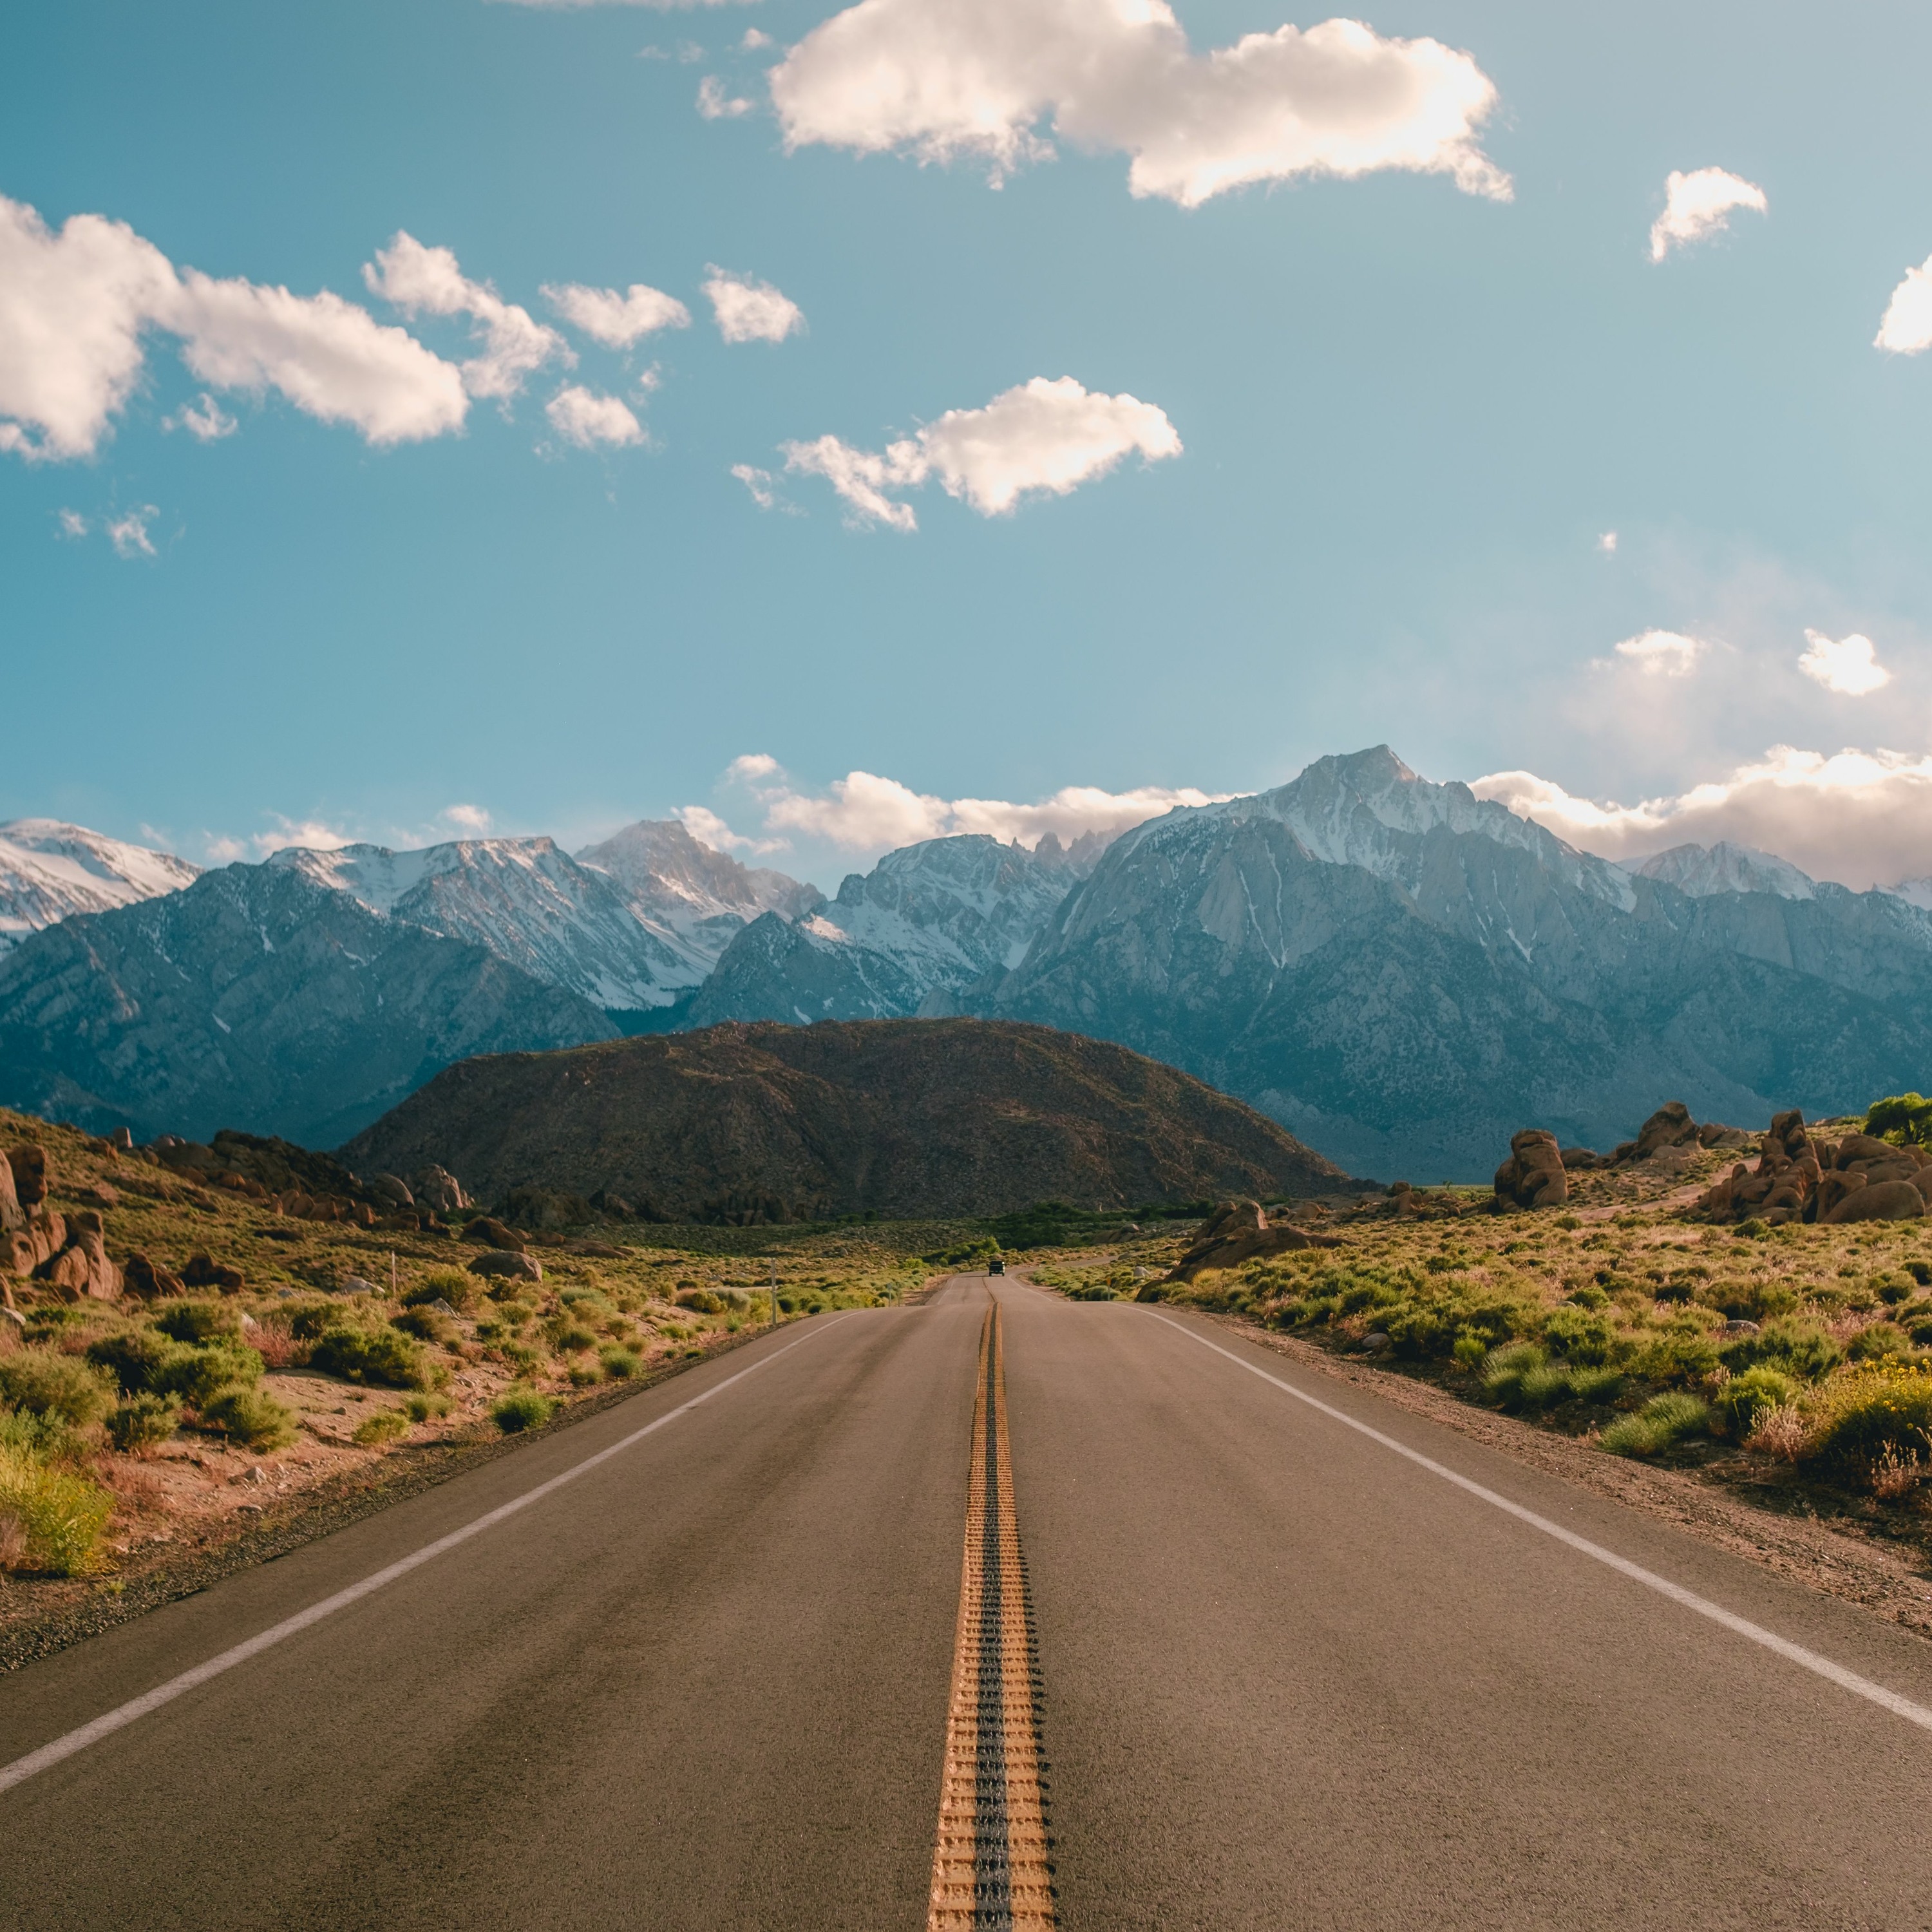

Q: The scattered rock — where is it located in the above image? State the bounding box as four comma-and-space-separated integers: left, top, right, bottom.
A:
109, 1125, 133, 1151
1162, 1200, 1341, 1283
336, 1275, 379, 1295
1720, 1319, 1762, 1336
368, 1173, 414, 1210
464, 1216, 526, 1251
1359, 1332, 1392, 1354
123, 1251, 186, 1298
1608, 1101, 1702, 1167
1692, 1108, 1823, 1224
410, 1166, 470, 1215
1493, 1129, 1568, 1211
1558, 1147, 1602, 1170
6, 1143, 49, 1207
468, 1249, 544, 1281
181, 1252, 245, 1293
1822, 1180, 1926, 1225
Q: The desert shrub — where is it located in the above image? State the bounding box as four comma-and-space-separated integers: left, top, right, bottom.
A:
403, 1394, 451, 1423
1804, 1367, 1932, 1482
87, 1327, 184, 1394
1566, 1283, 1611, 1310
352, 1406, 410, 1446
0, 1348, 114, 1427
1542, 1305, 1615, 1366
0, 1446, 114, 1575
1745, 1403, 1807, 1461
676, 1289, 726, 1315
401, 1268, 475, 1311
106, 1392, 182, 1453
1848, 1320, 1912, 1363
1873, 1272, 1918, 1306
1451, 1332, 1488, 1370
197, 1385, 296, 1451
1906, 1260, 1932, 1288
0, 1406, 71, 1457
1484, 1345, 1564, 1411
286, 1299, 343, 1340
491, 1388, 553, 1433
1909, 1314, 1932, 1349
924, 1237, 1001, 1267
1866, 1093, 1932, 1145
549, 1321, 599, 1354
309, 1325, 435, 1390
558, 1285, 610, 1309
153, 1301, 240, 1345
154, 1341, 264, 1408
599, 1345, 642, 1379
1631, 1327, 1723, 1389
1601, 1392, 1712, 1459
1714, 1366, 1800, 1439
567, 1361, 600, 1386
391, 1306, 455, 1346
1718, 1318, 1841, 1383
1566, 1365, 1626, 1405
1703, 1278, 1799, 1322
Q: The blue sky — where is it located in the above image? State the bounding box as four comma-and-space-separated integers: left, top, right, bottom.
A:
5, 0, 1932, 889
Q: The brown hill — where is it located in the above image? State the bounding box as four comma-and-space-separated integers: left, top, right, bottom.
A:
337, 1019, 1349, 1222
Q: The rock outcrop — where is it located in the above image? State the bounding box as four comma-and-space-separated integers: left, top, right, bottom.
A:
1493, 1130, 1568, 1210
410, 1165, 469, 1214
1161, 1200, 1344, 1283
1690, 1110, 1932, 1224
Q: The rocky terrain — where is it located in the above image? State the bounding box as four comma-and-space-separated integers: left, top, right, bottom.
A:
0, 863, 616, 1146
340, 1018, 1347, 1221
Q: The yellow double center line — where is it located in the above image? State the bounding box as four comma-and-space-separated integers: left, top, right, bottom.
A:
929, 1294, 1056, 1930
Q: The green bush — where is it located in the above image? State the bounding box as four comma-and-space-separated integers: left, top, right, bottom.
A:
352, 1406, 410, 1446
1866, 1093, 1932, 1145
1873, 1272, 1918, 1307
1542, 1305, 1615, 1365
491, 1388, 554, 1433
197, 1385, 296, 1451
401, 1268, 476, 1312
0, 1446, 114, 1575
153, 1300, 240, 1345
87, 1327, 185, 1394
1714, 1367, 1800, 1439
106, 1392, 182, 1452
287, 1300, 343, 1340
1703, 1278, 1799, 1322
599, 1345, 642, 1379
549, 1321, 598, 1354
1601, 1392, 1713, 1459
391, 1306, 455, 1346
1718, 1318, 1842, 1383
1849, 1320, 1912, 1363
154, 1341, 265, 1409
0, 1348, 114, 1428
403, 1393, 451, 1423
310, 1325, 435, 1390
1804, 1368, 1932, 1480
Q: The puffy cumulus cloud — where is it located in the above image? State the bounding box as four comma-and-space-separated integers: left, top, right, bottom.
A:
168, 272, 468, 444
703, 267, 804, 343
1876, 254, 1932, 355
673, 803, 788, 856
1473, 748, 1932, 892
1648, 167, 1766, 261
770, 0, 1510, 209
1799, 629, 1889, 696
0, 193, 469, 459
705, 755, 1227, 855
1607, 629, 1707, 677
544, 383, 645, 448
363, 232, 569, 401
782, 375, 1180, 529
439, 803, 493, 834
542, 279, 690, 346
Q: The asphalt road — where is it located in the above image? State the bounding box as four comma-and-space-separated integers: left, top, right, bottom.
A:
6, 1276, 1932, 1928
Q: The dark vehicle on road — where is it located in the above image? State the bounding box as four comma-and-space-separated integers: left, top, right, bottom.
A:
988, 1255, 1005, 1274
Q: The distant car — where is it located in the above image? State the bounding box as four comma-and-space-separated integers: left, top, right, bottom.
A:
988, 1256, 1005, 1274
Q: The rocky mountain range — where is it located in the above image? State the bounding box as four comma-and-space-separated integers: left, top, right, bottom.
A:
341, 1018, 1344, 1220
0, 820, 200, 950
8, 758, 1932, 1179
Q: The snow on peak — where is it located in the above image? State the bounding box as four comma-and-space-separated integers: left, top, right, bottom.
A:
1633, 842, 1819, 901
0, 819, 199, 949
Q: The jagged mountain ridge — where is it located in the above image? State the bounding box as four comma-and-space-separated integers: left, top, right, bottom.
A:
0, 819, 200, 950
0, 862, 616, 1146
967, 748, 1932, 1179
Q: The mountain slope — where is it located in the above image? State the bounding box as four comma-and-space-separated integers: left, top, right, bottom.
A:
339, 1018, 1347, 1218
0, 820, 198, 950
974, 748, 1932, 1179
688, 834, 1074, 1026
0, 862, 616, 1146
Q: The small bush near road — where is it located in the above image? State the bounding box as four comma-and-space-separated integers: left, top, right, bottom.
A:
491, 1388, 553, 1433
0, 1349, 115, 1428
1713, 1367, 1800, 1440
1803, 1367, 1932, 1485
352, 1406, 410, 1446
107, 1392, 182, 1453
197, 1385, 296, 1451
1601, 1392, 1713, 1459
310, 1325, 435, 1390
0, 1446, 114, 1575
598, 1345, 641, 1379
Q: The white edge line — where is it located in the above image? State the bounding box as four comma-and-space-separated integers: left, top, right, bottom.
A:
0, 1314, 852, 1797
1147, 1311, 1932, 1734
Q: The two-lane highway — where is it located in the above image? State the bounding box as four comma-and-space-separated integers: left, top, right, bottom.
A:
5, 1276, 1932, 1928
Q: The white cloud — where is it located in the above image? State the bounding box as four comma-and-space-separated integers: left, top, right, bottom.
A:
697, 75, 755, 118
439, 803, 493, 834
704, 267, 804, 343
106, 506, 157, 558
167, 391, 238, 440
1648, 167, 1766, 261
1798, 628, 1889, 696
55, 508, 87, 538
1876, 254, 1932, 355
363, 232, 569, 401
1607, 629, 1707, 677
0, 194, 177, 459
1473, 747, 1932, 891
731, 462, 784, 509
781, 375, 1180, 529
673, 803, 788, 855
770, 0, 1510, 209
710, 755, 1228, 855
543, 279, 690, 346
545, 383, 645, 448
1598, 530, 1617, 554
742, 28, 772, 50
495, 0, 757, 8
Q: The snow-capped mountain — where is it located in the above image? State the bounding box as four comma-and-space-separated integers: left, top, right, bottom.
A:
688, 835, 1075, 1026
0, 819, 198, 949
269, 837, 694, 1014
574, 819, 824, 980
1634, 841, 1818, 900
